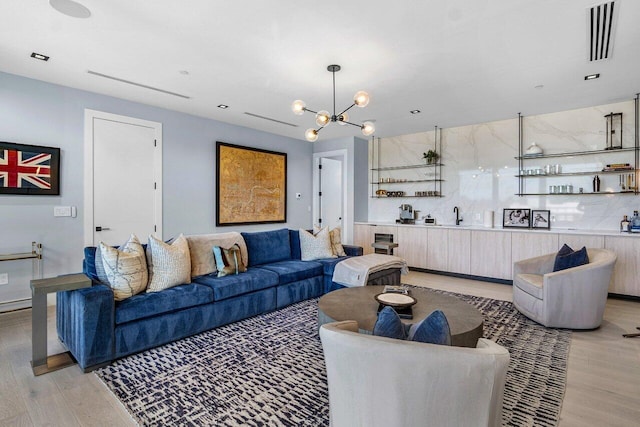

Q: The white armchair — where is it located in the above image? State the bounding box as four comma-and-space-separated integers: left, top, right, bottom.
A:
319, 320, 509, 427
513, 248, 617, 329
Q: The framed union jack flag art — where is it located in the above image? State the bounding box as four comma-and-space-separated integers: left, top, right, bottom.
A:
0, 142, 60, 195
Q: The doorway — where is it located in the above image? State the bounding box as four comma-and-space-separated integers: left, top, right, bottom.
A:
83, 110, 162, 246
313, 149, 349, 241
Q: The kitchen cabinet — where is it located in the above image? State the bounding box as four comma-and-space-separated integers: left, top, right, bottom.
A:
426, 227, 448, 271
353, 224, 375, 255
447, 229, 471, 275
604, 236, 640, 297
397, 227, 427, 268
470, 230, 512, 280
557, 234, 605, 250
353, 224, 398, 255
511, 232, 559, 264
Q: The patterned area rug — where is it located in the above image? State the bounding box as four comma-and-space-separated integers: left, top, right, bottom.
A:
96, 289, 571, 427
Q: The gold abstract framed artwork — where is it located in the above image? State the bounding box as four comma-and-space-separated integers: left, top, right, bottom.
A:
216, 141, 287, 226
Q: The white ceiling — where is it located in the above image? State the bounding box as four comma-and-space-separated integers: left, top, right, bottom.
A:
1, 0, 639, 141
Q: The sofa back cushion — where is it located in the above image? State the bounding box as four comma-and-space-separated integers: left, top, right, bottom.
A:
241, 228, 292, 267
83, 246, 99, 281
289, 229, 302, 260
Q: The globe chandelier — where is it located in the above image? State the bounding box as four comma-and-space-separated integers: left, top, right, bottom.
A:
292, 64, 375, 142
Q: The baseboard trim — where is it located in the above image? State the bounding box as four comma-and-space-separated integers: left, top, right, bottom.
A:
608, 292, 640, 302
408, 267, 513, 285
0, 297, 31, 313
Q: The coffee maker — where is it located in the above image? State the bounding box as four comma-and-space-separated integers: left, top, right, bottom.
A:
397, 204, 415, 224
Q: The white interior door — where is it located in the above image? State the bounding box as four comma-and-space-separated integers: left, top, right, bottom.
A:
320, 157, 343, 230
84, 110, 162, 246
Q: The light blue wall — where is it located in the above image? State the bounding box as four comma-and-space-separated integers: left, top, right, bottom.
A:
0, 71, 313, 308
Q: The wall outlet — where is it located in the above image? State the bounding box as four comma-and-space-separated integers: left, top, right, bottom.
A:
0, 273, 8, 285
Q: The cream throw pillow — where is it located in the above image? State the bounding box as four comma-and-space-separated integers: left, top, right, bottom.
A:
314, 226, 347, 257
146, 234, 191, 292
185, 232, 249, 277
300, 227, 336, 261
99, 234, 148, 301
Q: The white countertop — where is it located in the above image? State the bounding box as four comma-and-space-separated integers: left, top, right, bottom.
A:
355, 221, 640, 237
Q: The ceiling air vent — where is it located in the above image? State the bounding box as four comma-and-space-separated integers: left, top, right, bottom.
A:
243, 112, 298, 127
588, 1, 618, 61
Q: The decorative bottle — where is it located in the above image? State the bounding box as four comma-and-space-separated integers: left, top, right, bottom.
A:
631, 211, 640, 233
620, 215, 630, 232
592, 175, 601, 192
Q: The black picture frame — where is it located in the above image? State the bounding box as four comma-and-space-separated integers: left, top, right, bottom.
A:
0, 141, 60, 195
531, 210, 551, 230
216, 141, 287, 226
503, 208, 531, 228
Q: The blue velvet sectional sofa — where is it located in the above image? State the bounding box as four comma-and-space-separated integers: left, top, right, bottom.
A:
57, 228, 363, 372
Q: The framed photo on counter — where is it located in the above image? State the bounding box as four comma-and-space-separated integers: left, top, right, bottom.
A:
503, 208, 531, 228
531, 210, 551, 230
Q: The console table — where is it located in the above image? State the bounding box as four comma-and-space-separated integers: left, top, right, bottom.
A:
0, 241, 43, 279
30, 273, 91, 376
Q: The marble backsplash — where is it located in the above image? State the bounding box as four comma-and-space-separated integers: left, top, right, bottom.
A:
369, 99, 639, 231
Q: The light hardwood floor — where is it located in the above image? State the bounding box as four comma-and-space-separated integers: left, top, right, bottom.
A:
0, 271, 638, 426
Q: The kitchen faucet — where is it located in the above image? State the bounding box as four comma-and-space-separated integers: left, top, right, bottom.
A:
454, 206, 463, 225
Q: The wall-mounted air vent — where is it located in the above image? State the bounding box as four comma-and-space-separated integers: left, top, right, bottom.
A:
588, 1, 618, 61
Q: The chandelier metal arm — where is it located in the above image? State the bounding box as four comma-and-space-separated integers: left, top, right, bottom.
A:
303, 107, 318, 114
340, 120, 364, 129
337, 103, 357, 118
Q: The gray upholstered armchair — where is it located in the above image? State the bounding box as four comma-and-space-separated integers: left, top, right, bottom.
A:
513, 248, 617, 329
319, 320, 509, 427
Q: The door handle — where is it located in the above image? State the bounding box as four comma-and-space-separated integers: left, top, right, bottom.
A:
95, 226, 111, 232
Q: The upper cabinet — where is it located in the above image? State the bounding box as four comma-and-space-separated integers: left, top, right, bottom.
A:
515, 96, 640, 196
371, 126, 444, 198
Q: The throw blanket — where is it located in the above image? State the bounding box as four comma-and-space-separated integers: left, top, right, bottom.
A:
332, 254, 409, 287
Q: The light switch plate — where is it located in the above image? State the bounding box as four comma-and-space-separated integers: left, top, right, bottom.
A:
54, 206, 72, 217
0, 273, 8, 285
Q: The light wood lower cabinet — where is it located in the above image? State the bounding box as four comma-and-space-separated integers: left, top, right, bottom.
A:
604, 236, 640, 296
557, 234, 605, 250
512, 232, 559, 264
355, 223, 639, 296
396, 227, 427, 268
470, 230, 512, 280
447, 229, 470, 275
426, 228, 448, 271
353, 224, 375, 255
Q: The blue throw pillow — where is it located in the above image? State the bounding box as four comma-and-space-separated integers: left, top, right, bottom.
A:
407, 310, 452, 345
373, 306, 408, 340
553, 245, 589, 272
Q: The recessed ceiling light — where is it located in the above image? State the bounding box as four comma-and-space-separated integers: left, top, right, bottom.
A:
49, 0, 91, 19
217, 104, 229, 109
584, 73, 600, 80
30, 52, 50, 61
410, 110, 421, 114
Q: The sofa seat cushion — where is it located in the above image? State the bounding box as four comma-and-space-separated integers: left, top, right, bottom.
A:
192, 267, 279, 301
514, 273, 544, 299
315, 256, 350, 276
256, 260, 323, 285
115, 283, 213, 325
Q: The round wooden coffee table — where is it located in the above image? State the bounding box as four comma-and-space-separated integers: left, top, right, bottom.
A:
318, 286, 484, 348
